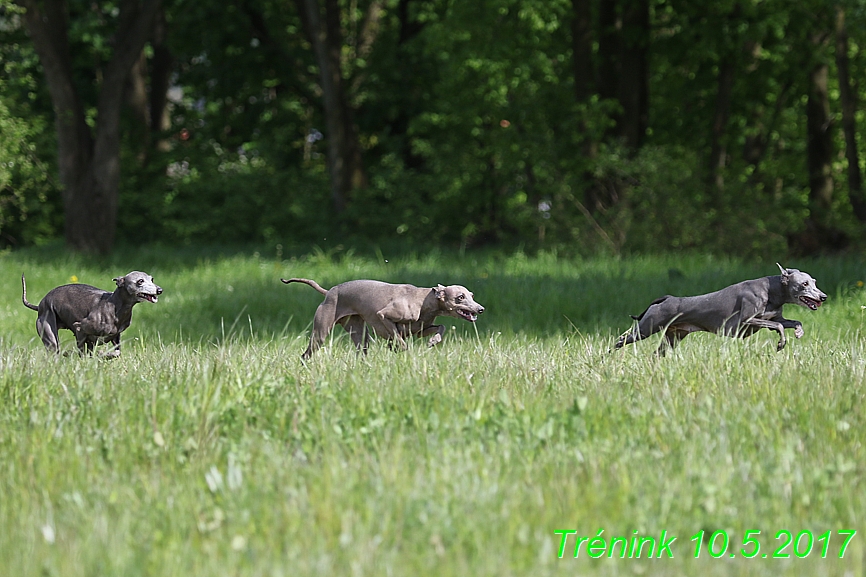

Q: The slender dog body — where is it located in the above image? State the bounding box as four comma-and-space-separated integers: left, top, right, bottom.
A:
282, 278, 484, 359
615, 265, 826, 354
22, 272, 162, 357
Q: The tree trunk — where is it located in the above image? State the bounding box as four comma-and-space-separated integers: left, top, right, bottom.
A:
297, 0, 367, 214
127, 5, 173, 160
571, 0, 594, 101
396, 0, 423, 45
708, 56, 735, 191
20, 0, 159, 254
126, 52, 151, 162
597, 0, 619, 102
149, 6, 174, 151
391, 0, 426, 171
617, 0, 649, 149
834, 5, 866, 222
571, 0, 606, 213
806, 61, 833, 214
794, 50, 846, 253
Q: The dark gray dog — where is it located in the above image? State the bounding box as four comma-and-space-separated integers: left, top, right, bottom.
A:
22, 271, 162, 357
614, 264, 827, 355
282, 278, 485, 359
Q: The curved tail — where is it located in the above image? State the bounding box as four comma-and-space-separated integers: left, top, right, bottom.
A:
280, 277, 328, 295
21, 275, 39, 311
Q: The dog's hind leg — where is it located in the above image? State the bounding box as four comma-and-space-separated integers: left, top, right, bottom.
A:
303, 301, 338, 359
36, 309, 61, 353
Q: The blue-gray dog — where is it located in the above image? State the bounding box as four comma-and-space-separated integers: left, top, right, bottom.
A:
22, 271, 162, 357
615, 264, 827, 355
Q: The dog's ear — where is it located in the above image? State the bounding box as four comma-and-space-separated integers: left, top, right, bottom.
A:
435, 284, 446, 300
776, 263, 790, 284
113, 276, 125, 287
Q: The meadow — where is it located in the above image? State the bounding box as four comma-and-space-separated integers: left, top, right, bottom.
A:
0, 244, 864, 576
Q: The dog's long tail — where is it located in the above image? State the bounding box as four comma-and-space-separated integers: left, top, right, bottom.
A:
280, 277, 328, 295
630, 295, 670, 321
21, 275, 39, 311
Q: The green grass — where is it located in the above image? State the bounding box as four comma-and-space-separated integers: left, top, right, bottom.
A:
0, 244, 864, 576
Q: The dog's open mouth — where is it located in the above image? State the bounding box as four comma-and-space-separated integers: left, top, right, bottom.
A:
800, 296, 821, 310
140, 293, 159, 303
457, 309, 478, 322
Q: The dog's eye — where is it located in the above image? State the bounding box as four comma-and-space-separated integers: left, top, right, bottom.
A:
456, 294, 464, 302
802, 281, 809, 287
136, 279, 144, 286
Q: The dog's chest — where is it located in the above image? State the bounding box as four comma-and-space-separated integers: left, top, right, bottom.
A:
77, 305, 133, 336
755, 307, 781, 320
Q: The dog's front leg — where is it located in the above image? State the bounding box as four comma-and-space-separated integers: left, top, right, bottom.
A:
102, 335, 122, 359
72, 322, 93, 355
414, 324, 445, 347
341, 316, 369, 354
658, 328, 689, 356
373, 312, 408, 351
741, 318, 787, 350
778, 318, 804, 339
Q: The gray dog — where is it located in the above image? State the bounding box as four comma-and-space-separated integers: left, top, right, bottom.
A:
22, 271, 162, 357
282, 278, 485, 359
614, 264, 827, 355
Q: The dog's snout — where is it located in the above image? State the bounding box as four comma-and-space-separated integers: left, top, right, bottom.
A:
820, 294, 827, 302
156, 286, 163, 295
478, 305, 485, 314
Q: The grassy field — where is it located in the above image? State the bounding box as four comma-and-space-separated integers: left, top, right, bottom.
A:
0, 244, 864, 576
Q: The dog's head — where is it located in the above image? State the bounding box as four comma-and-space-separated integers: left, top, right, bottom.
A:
114, 271, 162, 304
434, 284, 485, 322
777, 263, 827, 311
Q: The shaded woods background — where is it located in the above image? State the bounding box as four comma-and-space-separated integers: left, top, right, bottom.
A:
1, 0, 865, 257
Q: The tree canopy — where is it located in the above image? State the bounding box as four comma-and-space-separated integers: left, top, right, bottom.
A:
1, 0, 865, 256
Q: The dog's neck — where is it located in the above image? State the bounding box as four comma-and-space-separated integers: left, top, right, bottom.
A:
418, 288, 444, 322
110, 287, 138, 323
767, 275, 789, 309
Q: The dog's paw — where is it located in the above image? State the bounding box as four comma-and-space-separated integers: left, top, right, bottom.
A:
101, 349, 121, 360
794, 325, 804, 339
427, 334, 442, 347
776, 340, 787, 352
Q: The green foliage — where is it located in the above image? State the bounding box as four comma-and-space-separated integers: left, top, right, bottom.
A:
118, 151, 332, 245
585, 144, 805, 257
0, 3, 60, 246
0, 247, 864, 575
0, 104, 59, 245
3, 0, 866, 253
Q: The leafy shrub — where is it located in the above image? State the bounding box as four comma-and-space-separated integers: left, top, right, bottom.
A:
119, 157, 332, 245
